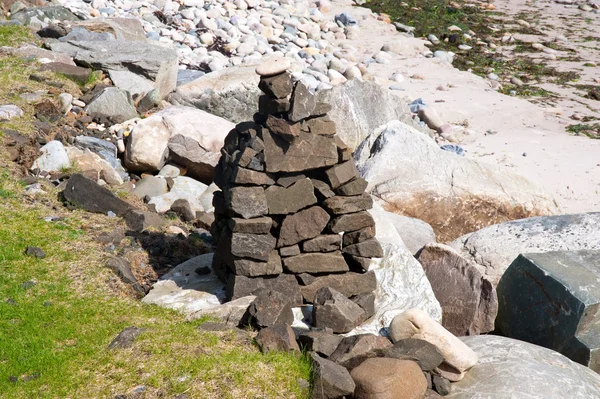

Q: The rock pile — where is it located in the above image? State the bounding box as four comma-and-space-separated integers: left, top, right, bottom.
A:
210, 58, 382, 333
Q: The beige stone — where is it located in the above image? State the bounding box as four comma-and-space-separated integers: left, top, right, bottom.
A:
351, 358, 427, 399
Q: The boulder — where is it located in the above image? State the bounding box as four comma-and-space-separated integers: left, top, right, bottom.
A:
496, 250, 600, 371
351, 358, 427, 399
300, 271, 377, 304
11, 6, 80, 26
298, 331, 343, 357
188, 296, 256, 326
72, 18, 147, 41
355, 121, 559, 242
227, 274, 302, 306
168, 66, 261, 123
378, 338, 444, 371
377, 204, 436, 254
313, 286, 366, 333
62, 174, 132, 216
125, 106, 233, 173
65, 147, 123, 185
451, 212, 600, 286
446, 335, 600, 398
329, 334, 392, 369
142, 253, 226, 316
389, 308, 478, 381
50, 40, 178, 98
148, 176, 209, 214
31, 140, 70, 173
248, 289, 294, 328
310, 353, 356, 399
73, 136, 119, 170
132, 176, 169, 199
416, 243, 497, 335
85, 87, 137, 122
278, 206, 330, 247
316, 79, 417, 151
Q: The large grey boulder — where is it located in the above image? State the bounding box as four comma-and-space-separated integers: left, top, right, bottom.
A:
49, 40, 178, 98
496, 250, 600, 372
316, 79, 417, 151
447, 335, 600, 398
451, 212, 600, 286
355, 121, 559, 242
350, 202, 442, 335
71, 18, 147, 41
124, 106, 234, 173
11, 6, 81, 26
168, 66, 261, 123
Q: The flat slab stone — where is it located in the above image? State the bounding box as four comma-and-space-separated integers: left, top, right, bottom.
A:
230, 232, 276, 262
262, 130, 337, 173
227, 274, 302, 306
278, 206, 330, 247
265, 178, 316, 215
496, 250, 600, 371
283, 252, 349, 274
329, 211, 375, 233
300, 271, 377, 303
323, 193, 373, 214
447, 335, 600, 398
225, 186, 268, 219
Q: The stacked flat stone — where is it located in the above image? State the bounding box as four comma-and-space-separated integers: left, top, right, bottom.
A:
211, 57, 382, 319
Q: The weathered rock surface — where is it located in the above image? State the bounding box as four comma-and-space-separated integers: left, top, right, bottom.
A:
310, 353, 355, 399
227, 274, 302, 306
389, 308, 478, 381
168, 134, 222, 184
225, 186, 268, 219
283, 252, 348, 274
256, 324, 300, 353
125, 106, 233, 173
84, 87, 137, 122
31, 140, 70, 173
329, 334, 392, 369
300, 271, 377, 303
298, 331, 343, 357
355, 121, 559, 242
265, 178, 316, 214
351, 358, 427, 399
248, 289, 293, 328
148, 176, 208, 215
62, 174, 132, 216
50, 40, 178, 98
313, 286, 366, 333
447, 335, 600, 398
416, 243, 497, 336
168, 66, 261, 123
496, 250, 600, 372
263, 130, 338, 173
378, 338, 444, 371
451, 212, 600, 286
65, 147, 123, 185
278, 206, 330, 247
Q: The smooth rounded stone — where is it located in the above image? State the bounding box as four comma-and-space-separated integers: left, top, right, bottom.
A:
255, 56, 291, 76
418, 107, 444, 131
343, 65, 362, 80
389, 308, 478, 379
31, 140, 71, 173
487, 72, 499, 81
327, 69, 346, 85
427, 34, 440, 44
351, 358, 427, 399
433, 50, 453, 63
389, 84, 403, 91
373, 51, 391, 64
389, 73, 404, 82
511, 76, 524, 86
457, 44, 471, 50
58, 93, 73, 114
446, 335, 600, 398
199, 32, 214, 45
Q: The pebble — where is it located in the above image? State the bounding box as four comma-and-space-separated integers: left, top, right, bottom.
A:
487, 73, 499, 81
59, 93, 73, 114
389, 84, 404, 91
458, 44, 472, 50
390, 73, 404, 82
510, 77, 524, 87
427, 34, 440, 44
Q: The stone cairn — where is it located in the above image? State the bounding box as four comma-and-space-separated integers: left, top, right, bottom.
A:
211, 58, 383, 333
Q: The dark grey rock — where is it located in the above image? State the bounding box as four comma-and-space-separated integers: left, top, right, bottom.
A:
123, 209, 165, 232
329, 211, 375, 234
300, 271, 377, 303
11, 6, 81, 26
313, 287, 366, 333
231, 251, 282, 277
62, 174, 132, 216
108, 326, 145, 349
342, 226, 376, 246
335, 177, 368, 196
248, 290, 294, 328
377, 339, 444, 371
278, 206, 330, 247
323, 193, 373, 214
262, 130, 337, 173
170, 199, 195, 222
310, 352, 356, 399
230, 232, 276, 261
228, 217, 272, 234
298, 331, 343, 357
342, 238, 383, 258
279, 245, 300, 257
283, 252, 349, 274
496, 250, 600, 371
265, 178, 317, 215
328, 334, 392, 370
256, 324, 300, 352
25, 246, 46, 259
84, 87, 137, 122
302, 235, 341, 253
324, 160, 359, 189
351, 292, 376, 320
231, 166, 275, 185
227, 274, 302, 306
106, 256, 144, 293
258, 72, 293, 98
432, 375, 451, 396
168, 134, 220, 184
225, 186, 268, 219
289, 80, 316, 122
311, 178, 335, 199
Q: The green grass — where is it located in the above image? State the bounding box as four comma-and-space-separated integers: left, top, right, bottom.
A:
0, 170, 311, 398
0, 24, 35, 47
566, 123, 600, 138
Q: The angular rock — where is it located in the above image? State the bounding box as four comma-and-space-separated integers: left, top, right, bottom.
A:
265, 115, 300, 141
289, 80, 315, 122
302, 235, 341, 253
279, 245, 300, 257
170, 199, 196, 222
231, 250, 282, 277
108, 326, 145, 349
389, 308, 478, 380
72, 17, 146, 41
259, 94, 291, 116
447, 335, 600, 399
300, 271, 377, 303
302, 115, 336, 136
124, 209, 166, 232
263, 130, 338, 173
25, 246, 45, 259
256, 324, 300, 353
432, 376, 451, 396
276, 173, 306, 188
265, 178, 317, 214
50, 40, 178, 98
343, 239, 383, 258
329, 334, 393, 370
284, 252, 349, 274
169, 65, 260, 123
343, 226, 376, 246
148, 176, 208, 214
335, 177, 368, 196
230, 232, 276, 261
11, 6, 80, 26
323, 193, 373, 214
355, 121, 558, 242
298, 331, 343, 357
190, 296, 256, 326
106, 256, 143, 293
451, 212, 600, 286
328, 211, 374, 233
39, 62, 91, 83
168, 134, 222, 184
351, 358, 428, 399
62, 174, 132, 216
225, 186, 268, 219
31, 140, 70, 173
228, 217, 272, 234
310, 353, 356, 399
496, 250, 600, 371
231, 166, 275, 186
248, 289, 294, 328
377, 339, 444, 371
311, 178, 336, 199
65, 147, 123, 185
325, 160, 359, 189
278, 206, 330, 247
132, 176, 168, 199
227, 274, 302, 306
313, 286, 366, 333
258, 72, 293, 98
417, 243, 497, 336
351, 292, 376, 320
